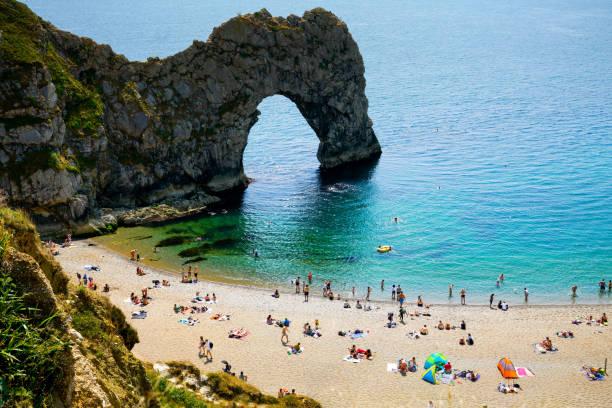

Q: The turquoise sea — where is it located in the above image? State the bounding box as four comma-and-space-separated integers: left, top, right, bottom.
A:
24, 0, 612, 304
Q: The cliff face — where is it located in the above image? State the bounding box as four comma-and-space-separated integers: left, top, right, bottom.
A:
0, 1, 381, 237
0, 206, 149, 407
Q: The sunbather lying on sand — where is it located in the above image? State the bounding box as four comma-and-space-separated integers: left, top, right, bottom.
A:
420, 325, 429, 335
556, 330, 574, 338
350, 348, 372, 360
228, 328, 249, 339
407, 331, 421, 339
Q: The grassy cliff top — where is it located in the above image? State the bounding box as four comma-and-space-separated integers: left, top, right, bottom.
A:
0, 0, 44, 65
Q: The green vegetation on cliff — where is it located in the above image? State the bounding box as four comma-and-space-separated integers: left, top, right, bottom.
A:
0, 276, 70, 407
3, 148, 80, 183
0, 0, 43, 65
44, 45, 104, 137
0, 213, 70, 407
0, 0, 104, 139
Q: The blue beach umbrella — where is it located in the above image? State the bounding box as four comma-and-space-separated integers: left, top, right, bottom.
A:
422, 366, 438, 384
424, 353, 448, 370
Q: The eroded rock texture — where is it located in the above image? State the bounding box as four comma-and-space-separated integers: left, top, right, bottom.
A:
0, 1, 381, 236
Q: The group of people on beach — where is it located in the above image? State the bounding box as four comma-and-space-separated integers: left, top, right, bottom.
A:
181, 265, 199, 283
130, 287, 151, 305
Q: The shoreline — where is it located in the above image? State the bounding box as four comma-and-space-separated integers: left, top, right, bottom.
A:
56, 239, 611, 407
90, 237, 612, 307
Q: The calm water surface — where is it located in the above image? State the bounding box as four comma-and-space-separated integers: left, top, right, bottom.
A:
24, 0, 612, 303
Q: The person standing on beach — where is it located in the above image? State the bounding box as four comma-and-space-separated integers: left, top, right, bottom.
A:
460, 289, 466, 305
599, 279, 606, 292
304, 285, 309, 302
281, 325, 289, 344
608, 280, 611, 292
489, 293, 494, 309
199, 336, 206, 355
571, 285, 578, 297
524, 287, 529, 302
308, 273, 312, 284
352, 286, 355, 297
295, 277, 300, 294
398, 291, 405, 307
399, 306, 406, 323
205, 339, 213, 360
391, 285, 396, 300
130, 249, 136, 260
194, 266, 198, 283
449, 284, 454, 297
366, 286, 371, 301
381, 280, 384, 290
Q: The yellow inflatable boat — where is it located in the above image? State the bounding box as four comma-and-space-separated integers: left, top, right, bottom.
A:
377, 245, 392, 253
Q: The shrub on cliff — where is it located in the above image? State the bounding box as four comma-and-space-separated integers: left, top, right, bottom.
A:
0, 275, 70, 406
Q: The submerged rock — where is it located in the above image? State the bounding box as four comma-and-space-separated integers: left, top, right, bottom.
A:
156, 235, 192, 247
182, 256, 208, 264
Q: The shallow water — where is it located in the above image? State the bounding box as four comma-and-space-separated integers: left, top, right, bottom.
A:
25, 0, 612, 303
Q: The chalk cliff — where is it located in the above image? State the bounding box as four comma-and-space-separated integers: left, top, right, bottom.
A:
0, 0, 381, 236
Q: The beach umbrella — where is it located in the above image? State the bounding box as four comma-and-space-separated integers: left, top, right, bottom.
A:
424, 353, 448, 370
497, 358, 518, 379
421, 366, 438, 384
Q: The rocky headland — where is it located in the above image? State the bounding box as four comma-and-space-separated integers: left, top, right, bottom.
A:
0, 0, 381, 237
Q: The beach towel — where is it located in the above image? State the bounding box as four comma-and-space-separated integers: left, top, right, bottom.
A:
83, 265, 100, 271
439, 374, 454, 384
343, 355, 361, 363
349, 331, 368, 339
572, 318, 583, 325
178, 318, 198, 326
228, 330, 249, 339
584, 372, 605, 381
533, 343, 558, 353
407, 331, 421, 340
387, 363, 398, 372
581, 367, 606, 381
455, 370, 480, 382
131, 311, 147, 319
516, 367, 535, 377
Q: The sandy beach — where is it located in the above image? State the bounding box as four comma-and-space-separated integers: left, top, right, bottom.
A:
57, 240, 610, 408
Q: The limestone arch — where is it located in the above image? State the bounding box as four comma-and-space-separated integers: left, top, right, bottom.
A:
150, 8, 382, 192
